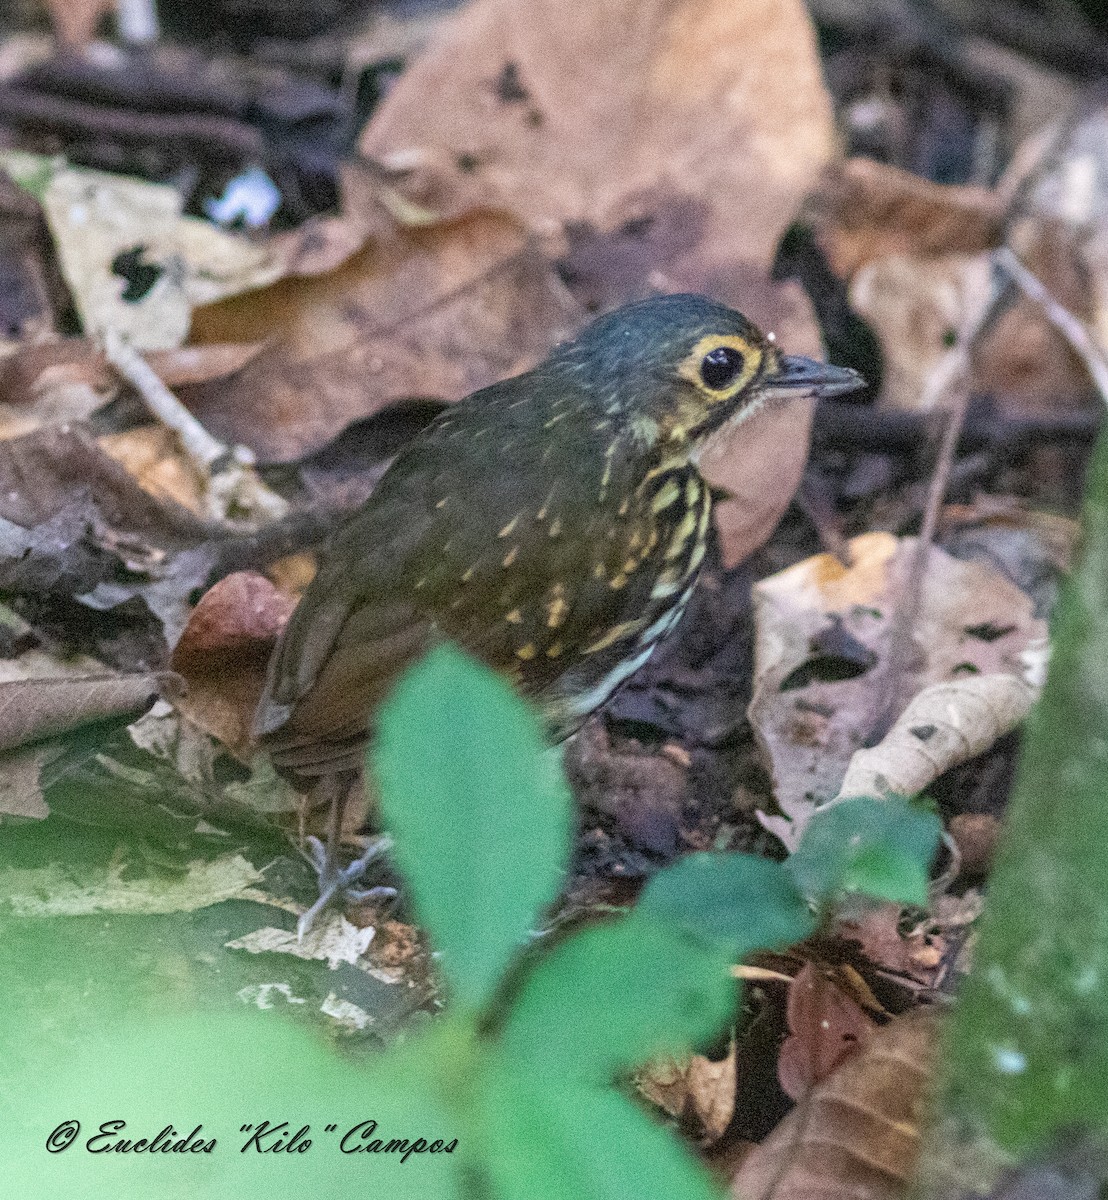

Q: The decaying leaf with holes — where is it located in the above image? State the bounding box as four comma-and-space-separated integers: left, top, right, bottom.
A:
749, 532, 1046, 849
0, 151, 284, 351
837, 672, 1042, 804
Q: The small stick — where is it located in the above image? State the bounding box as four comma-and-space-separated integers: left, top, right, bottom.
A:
104, 331, 288, 525
867, 265, 1001, 744
997, 245, 1108, 405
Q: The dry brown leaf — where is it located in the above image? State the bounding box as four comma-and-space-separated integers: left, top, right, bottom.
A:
0, 424, 214, 546
638, 1045, 737, 1146
837, 673, 1038, 803
188, 224, 583, 462
0, 670, 161, 754
749, 532, 1046, 837
778, 962, 876, 1102
0, 640, 164, 821
361, 0, 833, 252
811, 158, 1002, 280
169, 572, 297, 758
99, 427, 207, 516
732, 1008, 940, 1200
813, 148, 1096, 416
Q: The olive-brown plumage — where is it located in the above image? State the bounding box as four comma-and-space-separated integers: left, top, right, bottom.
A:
256, 294, 862, 778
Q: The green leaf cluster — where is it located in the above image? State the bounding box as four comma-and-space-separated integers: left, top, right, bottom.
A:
0, 644, 940, 1199
353, 646, 940, 1197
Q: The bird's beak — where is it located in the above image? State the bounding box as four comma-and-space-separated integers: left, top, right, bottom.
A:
759, 355, 865, 401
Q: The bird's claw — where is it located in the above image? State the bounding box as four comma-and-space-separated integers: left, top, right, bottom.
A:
296, 834, 395, 941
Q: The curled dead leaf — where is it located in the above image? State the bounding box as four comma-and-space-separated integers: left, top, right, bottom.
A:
837, 673, 1039, 802
638, 1045, 737, 1147
169, 571, 296, 758
0, 670, 163, 754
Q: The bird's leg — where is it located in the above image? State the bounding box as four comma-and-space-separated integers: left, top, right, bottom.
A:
297, 769, 395, 939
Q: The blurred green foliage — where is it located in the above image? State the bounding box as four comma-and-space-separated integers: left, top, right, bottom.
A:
0, 643, 939, 1198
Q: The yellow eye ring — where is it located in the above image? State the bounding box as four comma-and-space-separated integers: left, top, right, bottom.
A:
677, 334, 762, 396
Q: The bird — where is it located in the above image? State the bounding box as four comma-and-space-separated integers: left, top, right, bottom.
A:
255, 293, 863, 929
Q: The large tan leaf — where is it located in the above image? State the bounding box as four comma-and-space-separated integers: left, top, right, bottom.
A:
360, 0, 833, 259
188, 218, 583, 462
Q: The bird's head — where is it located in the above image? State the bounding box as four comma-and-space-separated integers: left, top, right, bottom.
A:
554, 293, 863, 456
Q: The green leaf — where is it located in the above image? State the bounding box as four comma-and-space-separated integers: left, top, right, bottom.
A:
500, 916, 734, 1083
478, 1058, 722, 1200
787, 794, 941, 906
371, 644, 573, 1012
635, 852, 815, 956
0, 1004, 464, 1199
931, 423, 1108, 1166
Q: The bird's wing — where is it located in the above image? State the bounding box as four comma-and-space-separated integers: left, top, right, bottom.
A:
255, 381, 696, 761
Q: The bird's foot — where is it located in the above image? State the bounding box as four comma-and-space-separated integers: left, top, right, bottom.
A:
296, 834, 396, 941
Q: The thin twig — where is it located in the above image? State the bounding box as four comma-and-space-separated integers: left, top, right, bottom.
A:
0, 83, 263, 161
104, 332, 288, 525
997, 245, 1108, 405
867, 264, 1001, 745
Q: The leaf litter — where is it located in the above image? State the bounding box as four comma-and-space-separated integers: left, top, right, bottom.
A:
0, 0, 1105, 1194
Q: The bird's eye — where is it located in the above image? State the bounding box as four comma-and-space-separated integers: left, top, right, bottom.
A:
699, 346, 745, 390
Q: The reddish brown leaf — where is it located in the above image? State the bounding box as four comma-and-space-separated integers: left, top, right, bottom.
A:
169, 572, 296, 757
778, 962, 876, 1101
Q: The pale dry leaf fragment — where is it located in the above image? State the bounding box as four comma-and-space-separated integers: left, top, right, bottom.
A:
0, 744, 52, 820
837, 673, 1039, 802
638, 1045, 736, 1146
0, 151, 283, 350
732, 1008, 940, 1200
749, 532, 1047, 844
320, 993, 375, 1030
41, 0, 115, 47
226, 916, 376, 971
0, 853, 263, 916
850, 252, 993, 412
